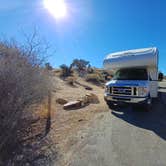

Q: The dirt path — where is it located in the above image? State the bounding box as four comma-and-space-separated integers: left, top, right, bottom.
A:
61, 82, 166, 166
49, 77, 108, 165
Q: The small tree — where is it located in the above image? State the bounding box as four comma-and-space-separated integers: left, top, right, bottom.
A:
87, 64, 94, 74
60, 64, 72, 77
158, 72, 164, 81
72, 59, 90, 77
45, 62, 53, 70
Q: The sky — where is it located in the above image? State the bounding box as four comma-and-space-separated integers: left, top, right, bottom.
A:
0, 0, 166, 73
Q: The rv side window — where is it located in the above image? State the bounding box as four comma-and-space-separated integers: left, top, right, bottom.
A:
113, 68, 148, 80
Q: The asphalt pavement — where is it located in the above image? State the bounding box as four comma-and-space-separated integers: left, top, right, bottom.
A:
69, 82, 166, 166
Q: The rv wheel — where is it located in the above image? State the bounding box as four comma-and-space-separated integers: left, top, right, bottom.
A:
106, 101, 115, 109
143, 97, 152, 111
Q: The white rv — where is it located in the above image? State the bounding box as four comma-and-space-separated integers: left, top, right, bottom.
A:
103, 47, 159, 109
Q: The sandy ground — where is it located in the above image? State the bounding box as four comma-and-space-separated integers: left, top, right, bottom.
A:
48, 76, 108, 165
8, 75, 107, 166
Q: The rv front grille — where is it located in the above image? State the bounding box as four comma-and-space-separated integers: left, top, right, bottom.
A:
112, 86, 132, 96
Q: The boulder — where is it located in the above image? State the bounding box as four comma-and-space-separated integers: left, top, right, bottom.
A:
63, 100, 82, 110
79, 96, 89, 105
56, 98, 68, 105
79, 93, 100, 105
85, 93, 99, 104
85, 86, 93, 90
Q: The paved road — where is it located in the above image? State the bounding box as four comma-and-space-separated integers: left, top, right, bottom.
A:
69, 82, 166, 166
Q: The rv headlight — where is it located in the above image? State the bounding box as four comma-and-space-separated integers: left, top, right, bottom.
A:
105, 86, 109, 93
137, 87, 148, 96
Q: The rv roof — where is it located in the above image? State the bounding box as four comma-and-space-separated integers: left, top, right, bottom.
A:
107, 47, 157, 59
103, 47, 158, 70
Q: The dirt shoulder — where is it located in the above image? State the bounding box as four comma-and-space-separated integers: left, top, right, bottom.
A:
49, 76, 108, 165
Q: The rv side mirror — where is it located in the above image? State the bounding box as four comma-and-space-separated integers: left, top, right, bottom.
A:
149, 77, 152, 81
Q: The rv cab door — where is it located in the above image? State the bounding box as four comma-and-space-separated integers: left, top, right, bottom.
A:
149, 80, 158, 98
149, 68, 158, 98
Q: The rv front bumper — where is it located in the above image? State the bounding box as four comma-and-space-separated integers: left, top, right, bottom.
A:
104, 93, 148, 104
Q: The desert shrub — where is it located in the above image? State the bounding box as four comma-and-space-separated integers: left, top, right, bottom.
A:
101, 71, 113, 80
87, 64, 94, 74
86, 73, 105, 85
0, 41, 50, 163
158, 72, 164, 81
45, 62, 53, 70
60, 64, 72, 77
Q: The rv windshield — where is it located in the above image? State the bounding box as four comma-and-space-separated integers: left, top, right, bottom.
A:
113, 68, 148, 80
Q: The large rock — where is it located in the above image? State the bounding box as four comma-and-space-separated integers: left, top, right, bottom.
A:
63, 100, 82, 110
79, 93, 100, 105
63, 93, 99, 110
56, 98, 68, 105
80, 96, 89, 105
85, 93, 99, 104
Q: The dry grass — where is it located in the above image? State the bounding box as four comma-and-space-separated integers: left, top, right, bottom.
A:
5, 96, 57, 166
0, 42, 51, 165
6, 74, 108, 165
66, 76, 77, 86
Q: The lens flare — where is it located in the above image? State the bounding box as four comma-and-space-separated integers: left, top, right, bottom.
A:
44, 0, 67, 19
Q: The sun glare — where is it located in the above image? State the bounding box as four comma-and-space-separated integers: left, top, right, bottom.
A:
44, 0, 67, 19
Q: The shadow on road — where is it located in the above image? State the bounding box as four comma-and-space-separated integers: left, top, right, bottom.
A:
111, 91, 166, 141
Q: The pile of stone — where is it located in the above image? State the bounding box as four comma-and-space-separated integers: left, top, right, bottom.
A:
56, 93, 99, 110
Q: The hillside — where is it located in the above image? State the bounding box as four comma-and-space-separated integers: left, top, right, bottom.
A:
8, 72, 109, 165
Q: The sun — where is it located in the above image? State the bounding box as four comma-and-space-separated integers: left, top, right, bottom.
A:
44, 0, 67, 19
